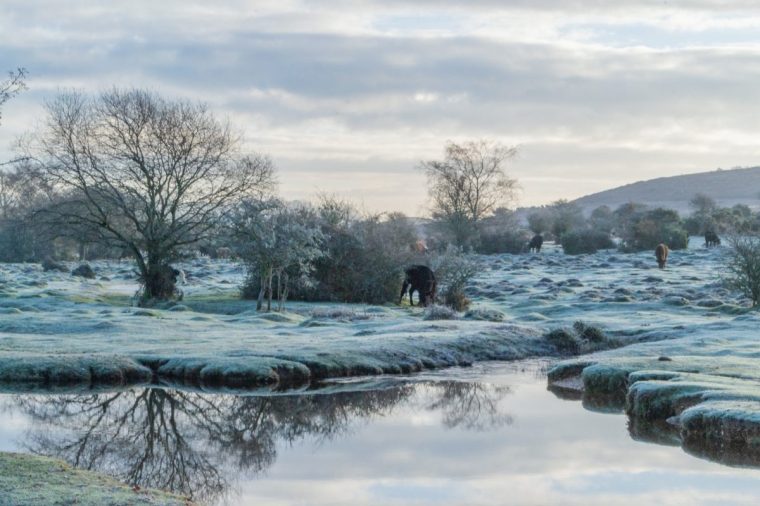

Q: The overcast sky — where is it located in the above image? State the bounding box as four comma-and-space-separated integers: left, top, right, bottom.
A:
3, 1, 760, 213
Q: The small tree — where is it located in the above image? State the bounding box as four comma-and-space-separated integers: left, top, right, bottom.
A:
421, 140, 518, 247
527, 209, 552, 236
430, 245, 477, 311
234, 199, 323, 311
549, 199, 585, 240
26, 89, 275, 304
589, 205, 615, 235
725, 235, 760, 307
689, 193, 718, 233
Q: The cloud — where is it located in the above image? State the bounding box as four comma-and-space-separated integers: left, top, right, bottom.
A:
2, 1, 760, 210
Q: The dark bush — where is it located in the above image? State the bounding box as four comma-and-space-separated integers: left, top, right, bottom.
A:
546, 321, 616, 355
619, 208, 689, 252
476, 230, 531, 254
545, 328, 581, 354
284, 199, 419, 305
42, 257, 67, 272
573, 320, 605, 343
560, 229, 615, 255
71, 264, 96, 279
430, 246, 476, 311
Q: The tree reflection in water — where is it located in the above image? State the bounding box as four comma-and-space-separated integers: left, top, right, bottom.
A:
11, 380, 512, 504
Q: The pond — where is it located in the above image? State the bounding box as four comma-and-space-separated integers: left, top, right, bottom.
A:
1, 359, 759, 505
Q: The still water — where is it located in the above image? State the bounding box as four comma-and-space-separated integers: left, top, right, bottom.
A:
1, 360, 759, 505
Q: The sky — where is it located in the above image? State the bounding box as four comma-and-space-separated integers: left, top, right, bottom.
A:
3, 1, 760, 214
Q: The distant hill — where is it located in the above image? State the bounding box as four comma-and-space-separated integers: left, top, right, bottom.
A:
572, 166, 760, 214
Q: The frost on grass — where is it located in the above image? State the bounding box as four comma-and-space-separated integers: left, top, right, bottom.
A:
0, 240, 758, 393
0, 452, 192, 506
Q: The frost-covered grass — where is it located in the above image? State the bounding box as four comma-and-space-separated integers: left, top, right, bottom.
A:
0, 239, 753, 392
0, 451, 192, 505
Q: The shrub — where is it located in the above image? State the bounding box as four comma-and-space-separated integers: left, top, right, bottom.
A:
725, 235, 760, 307
573, 320, 605, 343
476, 230, 531, 254
560, 229, 615, 255
619, 208, 689, 252
430, 246, 477, 311
284, 197, 419, 305
546, 321, 614, 355
545, 329, 581, 354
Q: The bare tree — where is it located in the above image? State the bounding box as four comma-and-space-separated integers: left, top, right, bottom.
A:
690, 192, 718, 233
25, 89, 275, 303
0, 67, 27, 126
421, 140, 518, 247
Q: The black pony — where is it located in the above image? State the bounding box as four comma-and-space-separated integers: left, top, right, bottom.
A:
400, 265, 437, 307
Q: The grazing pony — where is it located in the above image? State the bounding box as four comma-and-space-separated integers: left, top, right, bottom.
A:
400, 265, 437, 307
655, 243, 669, 269
705, 230, 721, 248
528, 234, 544, 253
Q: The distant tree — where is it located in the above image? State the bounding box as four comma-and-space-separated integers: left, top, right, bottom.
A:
589, 205, 615, 235
527, 209, 552, 235
613, 202, 649, 241
0, 67, 27, 126
0, 162, 58, 261
690, 193, 717, 216
548, 199, 585, 240
689, 193, 718, 233
421, 140, 518, 247
26, 89, 275, 304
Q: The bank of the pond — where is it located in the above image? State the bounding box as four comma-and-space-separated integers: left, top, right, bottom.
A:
548, 330, 760, 464
0, 323, 604, 392
0, 452, 192, 506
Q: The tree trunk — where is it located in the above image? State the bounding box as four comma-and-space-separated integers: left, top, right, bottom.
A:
139, 250, 177, 305
267, 267, 273, 312
256, 285, 265, 310
279, 272, 289, 312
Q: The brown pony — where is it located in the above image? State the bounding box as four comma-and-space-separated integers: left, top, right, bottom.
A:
655, 243, 669, 269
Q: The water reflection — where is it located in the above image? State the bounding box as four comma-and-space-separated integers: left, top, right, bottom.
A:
550, 386, 760, 471
10, 380, 511, 504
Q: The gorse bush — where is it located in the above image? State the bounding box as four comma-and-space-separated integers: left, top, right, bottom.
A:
476, 230, 531, 254
545, 321, 615, 355
430, 245, 477, 311
725, 235, 760, 307
618, 208, 689, 252
560, 229, 614, 255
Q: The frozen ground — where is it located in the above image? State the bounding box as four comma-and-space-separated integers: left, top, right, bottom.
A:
0, 239, 754, 398
0, 452, 192, 505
